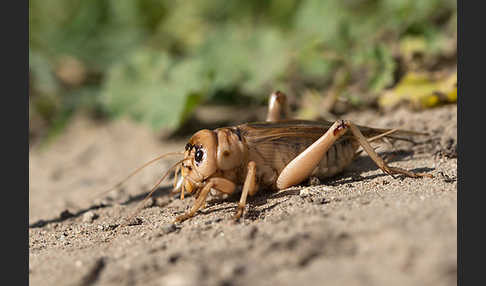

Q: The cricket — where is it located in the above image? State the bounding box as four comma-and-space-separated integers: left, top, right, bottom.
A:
109, 91, 433, 223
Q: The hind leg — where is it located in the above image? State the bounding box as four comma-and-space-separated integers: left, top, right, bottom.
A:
266, 91, 291, 122
346, 121, 433, 179
276, 120, 432, 190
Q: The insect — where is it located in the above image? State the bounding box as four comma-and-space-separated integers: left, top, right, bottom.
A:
111, 91, 432, 223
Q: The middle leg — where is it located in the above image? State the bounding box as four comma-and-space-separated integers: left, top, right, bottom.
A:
233, 161, 258, 220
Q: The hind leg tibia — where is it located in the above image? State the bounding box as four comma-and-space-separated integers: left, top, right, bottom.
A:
266, 91, 291, 122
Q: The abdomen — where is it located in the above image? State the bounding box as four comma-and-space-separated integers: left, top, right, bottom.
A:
248, 137, 359, 189
312, 138, 359, 179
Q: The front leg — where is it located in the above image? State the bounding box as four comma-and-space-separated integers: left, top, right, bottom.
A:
174, 182, 213, 222
174, 177, 236, 222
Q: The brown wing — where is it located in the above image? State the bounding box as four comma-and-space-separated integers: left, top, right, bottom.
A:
236, 119, 426, 147
239, 120, 334, 145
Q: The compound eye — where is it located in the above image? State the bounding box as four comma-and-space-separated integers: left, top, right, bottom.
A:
194, 149, 204, 164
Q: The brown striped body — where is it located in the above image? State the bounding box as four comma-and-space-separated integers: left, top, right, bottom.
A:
181, 119, 421, 196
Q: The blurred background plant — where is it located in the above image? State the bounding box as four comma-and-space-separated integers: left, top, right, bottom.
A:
29, 0, 457, 145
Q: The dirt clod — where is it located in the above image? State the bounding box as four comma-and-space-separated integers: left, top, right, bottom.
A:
161, 223, 178, 234
82, 211, 99, 223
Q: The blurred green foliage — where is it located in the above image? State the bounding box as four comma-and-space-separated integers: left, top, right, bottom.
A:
29, 0, 457, 138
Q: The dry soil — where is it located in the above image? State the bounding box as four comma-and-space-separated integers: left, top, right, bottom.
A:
29, 104, 457, 286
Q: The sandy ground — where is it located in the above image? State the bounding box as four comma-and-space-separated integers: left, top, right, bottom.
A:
29, 104, 457, 286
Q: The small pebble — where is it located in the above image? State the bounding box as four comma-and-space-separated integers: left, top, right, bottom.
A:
308, 176, 321, 186
126, 217, 143, 226
300, 186, 333, 197
161, 223, 177, 234
299, 187, 316, 197
158, 271, 198, 286
97, 224, 118, 231
143, 197, 155, 208
82, 211, 99, 223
